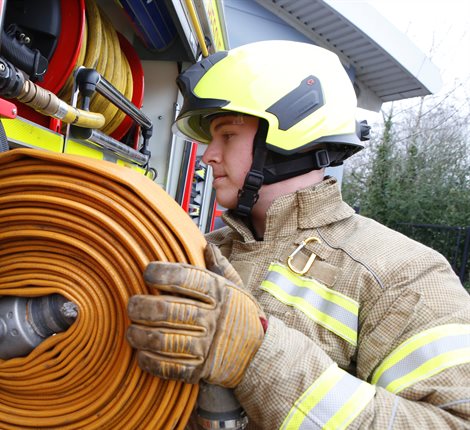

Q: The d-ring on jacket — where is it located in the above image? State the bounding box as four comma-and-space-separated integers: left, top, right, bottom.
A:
206, 177, 470, 429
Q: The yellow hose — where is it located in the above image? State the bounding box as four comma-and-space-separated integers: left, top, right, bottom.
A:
0, 148, 206, 429
184, 0, 209, 57
16, 79, 105, 129
13, 0, 132, 131
59, 0, 134, 135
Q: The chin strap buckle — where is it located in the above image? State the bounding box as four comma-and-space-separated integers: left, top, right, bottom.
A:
315, 149, 330, 169
235, 170, 264, 217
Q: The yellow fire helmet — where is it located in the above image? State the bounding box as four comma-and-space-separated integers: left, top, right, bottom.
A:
174, 40, 370, 215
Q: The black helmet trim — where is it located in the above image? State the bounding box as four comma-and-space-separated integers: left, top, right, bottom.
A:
176, 51, 229, 129
266, 75, 324, 131
177, 51, 228, 92
265, 131, 364, 156
262, 150, 326, 184
262, 146, 360, 184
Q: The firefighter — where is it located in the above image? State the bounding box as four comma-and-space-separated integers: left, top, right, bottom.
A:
127, 40, 470, 428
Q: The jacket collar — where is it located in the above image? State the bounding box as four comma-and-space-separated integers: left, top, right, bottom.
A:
222, 177, 355, 242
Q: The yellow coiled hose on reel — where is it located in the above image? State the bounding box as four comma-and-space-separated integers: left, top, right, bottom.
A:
11, 0, 136, 133
0, 148, 205, 429
58, 0, 134, 135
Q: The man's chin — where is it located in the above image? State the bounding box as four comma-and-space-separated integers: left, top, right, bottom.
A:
214, 193, 237, 211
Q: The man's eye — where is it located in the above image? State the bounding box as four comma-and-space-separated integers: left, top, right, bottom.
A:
223, 133, 234, 140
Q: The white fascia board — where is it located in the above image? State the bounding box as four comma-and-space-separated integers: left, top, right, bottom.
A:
356, 80, 382, 112
324, 0, 443, 95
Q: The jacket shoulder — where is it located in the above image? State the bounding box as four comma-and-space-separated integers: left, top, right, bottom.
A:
204, 226, 236, 258
325, 214, 460, 290
343, 214, 444, 255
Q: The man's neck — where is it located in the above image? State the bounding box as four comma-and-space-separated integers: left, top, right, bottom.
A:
250, 169, 326, 238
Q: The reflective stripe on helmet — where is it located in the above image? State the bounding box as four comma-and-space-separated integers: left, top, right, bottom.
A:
260, 263, 358, 345
281, 363, 375, 430
371, 324, 470, 394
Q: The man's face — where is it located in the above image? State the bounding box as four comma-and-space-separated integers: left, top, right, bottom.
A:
202, 114, 259, 210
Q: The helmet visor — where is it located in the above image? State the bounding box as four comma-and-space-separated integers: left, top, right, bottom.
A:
172, 109, 245, 144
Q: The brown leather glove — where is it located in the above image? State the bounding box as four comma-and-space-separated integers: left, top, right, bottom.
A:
127, 243, 265, 388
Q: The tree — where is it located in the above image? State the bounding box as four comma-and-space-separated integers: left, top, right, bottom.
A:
342, 92, 470, 285
344, 93, 470, 226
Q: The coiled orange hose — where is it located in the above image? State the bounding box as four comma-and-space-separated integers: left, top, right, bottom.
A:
0, 148, 206, 429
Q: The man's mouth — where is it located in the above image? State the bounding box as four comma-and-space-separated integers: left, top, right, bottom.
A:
212, 175, 226, 185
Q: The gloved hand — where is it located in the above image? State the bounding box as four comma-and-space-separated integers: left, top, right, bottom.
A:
127, 243, 266, 388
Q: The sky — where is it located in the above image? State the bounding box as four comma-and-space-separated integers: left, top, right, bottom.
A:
366, 0, 470, 90
359, 0, 470, 120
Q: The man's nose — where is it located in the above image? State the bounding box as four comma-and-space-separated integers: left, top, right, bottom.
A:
201, 141, 220, 165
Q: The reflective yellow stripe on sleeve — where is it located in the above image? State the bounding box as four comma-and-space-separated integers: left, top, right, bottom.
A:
371, 324, 470, 394
281, 363, 375, 430
261, 263, 358, 345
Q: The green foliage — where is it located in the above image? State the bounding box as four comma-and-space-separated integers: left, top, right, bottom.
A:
342, 96, 470, 283
343, 97, 470, 227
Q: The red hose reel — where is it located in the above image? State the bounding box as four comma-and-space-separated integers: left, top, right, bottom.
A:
12, 0, 144, 143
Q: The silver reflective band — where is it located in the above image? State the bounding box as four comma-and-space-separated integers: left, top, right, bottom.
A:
281, 364, 375, 430
300, 371, 365, 429
372, 324, 470, 394
261, 263, 358, 345
267, 270, 357, 330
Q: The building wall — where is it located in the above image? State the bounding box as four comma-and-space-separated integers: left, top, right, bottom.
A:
224, 0, 312, 48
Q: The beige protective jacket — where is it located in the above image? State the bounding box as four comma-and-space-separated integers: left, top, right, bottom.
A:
205, 177, 470, 429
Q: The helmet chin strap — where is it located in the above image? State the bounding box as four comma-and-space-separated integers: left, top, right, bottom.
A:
233, 119, 348, 216
235, 120, 269, 217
